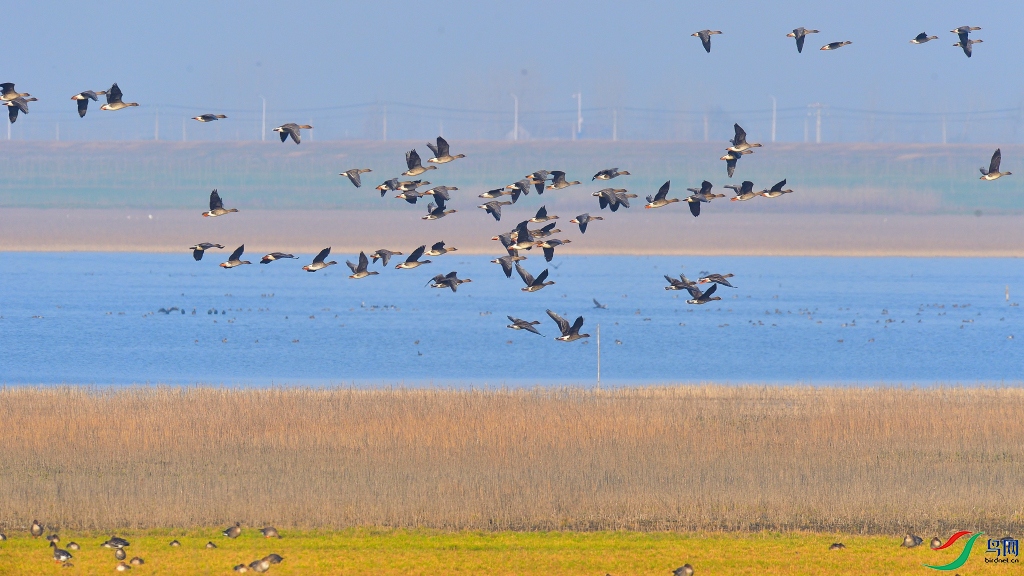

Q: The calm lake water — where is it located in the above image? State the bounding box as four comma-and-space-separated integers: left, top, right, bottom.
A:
1, 252, 1021, 385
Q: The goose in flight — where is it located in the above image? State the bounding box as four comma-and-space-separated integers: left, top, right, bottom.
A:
427, 271, 472, 292
347, 252, 379, 279
664, 273, 697, 290
507, 316, 543, 335
786, 27, 819, 53
0, 83, 29, 102
980, 149, 1011, 180
220, 245, 251, 268
375, 178, 401, 197
370, 248, 402, 266
426, 136, 465, 163
593, 299, 608, 309
71, 90, 106, 117
684, 181, 724, 217
547, 171, 581, 190
593, 188, 635, 211
546, 309, 590, 341
340, 168, 372, 187
692, 29, 722, 53
423, 195, 456, 220
192, 114, 227, 122
190, 242, 224, 261
535, 238, 571, 262
953, 38, 982, 57
528, 222, 560, 240
100, 83, 139, 111
720, 149, 751, 178
645, 181, 679, 209
424, 185, 457, 200
759, 179, 793, 198
506, 221, 538, 251
727, 124, 761, 153
685, 283, 721, 305
517, 263, 555, 292
479, 200, 512, 221
727, 181, 758, 201
4, 96, 36, 123
403, 149, 437, 176
951, 25, 981, 46
525, 170, 552, 194
699, 273, 735, 287
491, 253, 526, 278
260, 252, 298, 264
479, 187, 513, 199
820, 41, 852, 51
910, 32, 938, 44
302, 247, 337, 271
505, 179, 531, 202
273, 123, 312, 144
592, 167, 630, 180
202, 189, 238, 217
570, 213, 603, 234
426, 241, 457, 256
395, 245, 432, 269
530, 205, 559, 222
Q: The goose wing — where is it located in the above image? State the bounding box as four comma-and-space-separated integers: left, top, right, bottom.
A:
989, 149, 1001, 173
550, 171, 566, 185
347, 170, 363, 187
702, 283, 718, 299
426, 140, 439, 157
546, 309, 570, 335
699, 32, 712, 53
654, 181, 670, 201
516, 263, 534, 286
346, 259, 359, 273
228, 245, 245, 261
796, 34, 806, 52
358, 251, 369, 271
514, 220, 531, 241
496, 256, 514, 278
76, 98, 90, 117
914, 32, 928, 42
771, 179, 786, 192
732, 123, 747, 146
406, 149, 422, 169
688, 201, 701, 217
534, 268, 550, 284
740, 180, 754, 194
312, 247, 331, 264
0, 83, 13, 97
685, 284, 703, 299
106, 83, 123, 105
535, 205, 548, 219
569, 316, 585, 336
407, 244, 426, 262
209, 189, 223, 211
431, 241, 446, 252
435, 136, 450, 157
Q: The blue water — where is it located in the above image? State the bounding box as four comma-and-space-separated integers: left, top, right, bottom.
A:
1, 253, 1022, 385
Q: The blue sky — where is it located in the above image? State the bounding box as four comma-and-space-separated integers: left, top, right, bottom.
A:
3, 1, 1019, 141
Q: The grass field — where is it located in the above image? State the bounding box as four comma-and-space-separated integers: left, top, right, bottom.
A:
0, 528, 981, 576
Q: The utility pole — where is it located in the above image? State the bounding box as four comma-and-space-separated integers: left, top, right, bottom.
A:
703, 113, 709, 142
770, 95, 777, 142
808, 103, 824, 144
572, 92, 582, 139
510, 94, 519, 141
612, 109, 618, 141
260, 96, 266, 141
596, 323, 601, 388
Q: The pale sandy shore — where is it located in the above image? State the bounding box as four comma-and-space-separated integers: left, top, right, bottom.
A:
1, 208, 1022, 257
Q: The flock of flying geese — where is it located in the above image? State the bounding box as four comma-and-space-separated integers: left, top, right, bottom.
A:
693, 24, 985, 57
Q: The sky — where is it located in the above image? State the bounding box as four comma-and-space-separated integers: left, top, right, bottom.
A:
2, 1, 1020, 142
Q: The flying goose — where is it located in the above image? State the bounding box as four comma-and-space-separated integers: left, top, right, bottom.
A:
951, 25, 981, 46
202, 189, 238, 217
525, 170, 552, 194
31, 520, 43, 538
192, 114, 227, 122
953, 38, 983, 57
685, 282, 721, 305
820, 41, 852, 51
426, 136, 465, 163
593, 299, 607, 309
507, 221, 538, 251
593, 188, 633, 211
346, 251, 379, 279
273, 123, 312, 144
71, 90, 106, 117
910, 32, 938, 44
684, 181, 724, 217
0, 83, 29, 101
340, 168, 372, 187
4, 96, 37, 123
592, 168, 630, 180
570, 213, 603, 233
395, 245, 431, 269
422, 195, 456, 220
427, 271, 472, 292
546, 171, 580, 190
507, 316, 543, 335
191, 244, 225, 262
535, 238, 571, 262
395, 189, 428, 204
980, 149, 1011, 180
260, 252, 299, 264
303, 247, 337, 271
403, 149, 437, 176
491, 253, 526, 278
375, 178, 400, 197
645, 181, 678, 209
223, 523, 242, 538
699, 273, 735, 287
664, 273, 697, 290
546, 309, 590, 341
505, 179, 531, 202
526, 205, 557, 223
759, 179, 793, 198
692, 29, 722, 53
100, 83, 139, 111
102, 536, 130, 549
479, 187, 513, 199
370, 248, 403, 266
424, 185, 457, 200
425, 241, 457, 256
786, 27, 819, 53
529, 222, 560, 239
727, 124, 761, 153
727, 181, 758, 201
220, 245, 251, 268
517, 263, 555, 292
720, 149, 752, 177
51, 542, 73, 563
479, 200, 512, 221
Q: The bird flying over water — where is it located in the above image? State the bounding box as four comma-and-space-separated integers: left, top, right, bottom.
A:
302, 247, 337, 271
370, 248, 402, 266
980, 149, 1011, 180
684, 181, 724, 217
423, 195, 456, 220
727, 181, 758, 201
100, 83, 139, 111
273, 123, 312, 144
507, 316, 543, 335
664, 273, 697, 291
699, 273, 736, 287
0, 83, 29, 102
220, 245, 251, 268
645, 181, 679, 209
395, 245, 431, 269
426, 241, 457, 256
4, 96, 36, 123
479, 200, 512, 221
547, 171, 580, 191
202, 190, 238, 217
786, 27, 819, 53
530, 205, 559, 223
347, 252, 379, 279
546, 310, 590, 341
692, 29, 722, 53
535, 238, 571, 262
570, 213, 603, 234
260, 252, 298, 264
426, 136, 465, 164
593, 168, 630, 180
720, 149, 751, 178
71, 90, 105, 117
759, 179, 793, 198
190, 243, 224, 261
727, 124, 761, 153
593, 299, 608, 309
491, 253, 526, 278
517, 263, 555, 292
428, 271, 471, 292
685, 283, 721, 305
340, 168, 372, 187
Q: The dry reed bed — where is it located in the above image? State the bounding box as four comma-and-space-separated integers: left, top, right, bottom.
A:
0, 385, 1021, 534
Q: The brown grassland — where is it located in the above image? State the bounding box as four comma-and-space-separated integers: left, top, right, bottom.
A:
1, 385, 1022, 535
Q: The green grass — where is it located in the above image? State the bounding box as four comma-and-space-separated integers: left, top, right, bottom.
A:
0, 529, 988, 575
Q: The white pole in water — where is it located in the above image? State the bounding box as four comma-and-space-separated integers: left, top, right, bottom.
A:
1007, 285, 1010, 301
260, 96, 266, 141
770, 95, 777, 142
510, 94, 519, 142
596, 323, 601, 388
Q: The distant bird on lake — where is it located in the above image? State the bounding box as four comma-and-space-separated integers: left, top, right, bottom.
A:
759, 179, 793, 198
507, 316, 543, 335
347, 252, 378, 279
645, 181, 679, 209
273, 123, 312, 144
593, 298, 607, 309
491, 253, 526, 278
100, 83, 139, 111
370, 248, 402, 266
665, 273, 697, 290
426, 241, 457, 256
699, 273, 735, 287
71, 90, 105, 117
820, 41, 852, 51
223, 523, 242, 539
51, 542, 72, 563
220, 245, 251, 268
403, 149, 437, 176
395, 245, 431, 269
340, 168, 372, 187
423, 195, 456, 220
202, 189, 237, 217
727, 124, 761, 153
685, 283, 721, 305
479, 200, 512, 221
428, 271, 471, 292
530, 205, 559, 222
535, 238, 571, 262
260, 527, 281, 539
980, 149, 1011, 180
547, 171, 580, 191
786, 27, 819, 53
727, 181, 758, 201
902, 534, 923, 548
673, 564, 695, 576
260, 252, 299, 264
4, 96, 36, 123
426, 136, 465, 163
910, 32, 938, 44
517, 263, 555, 292
570, 213, 603, 234
692, 29, 722, 53
302, 247, 337, 272
593, 167, 631, 180
192, 113, 227, 122
546, 309, 590, 341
